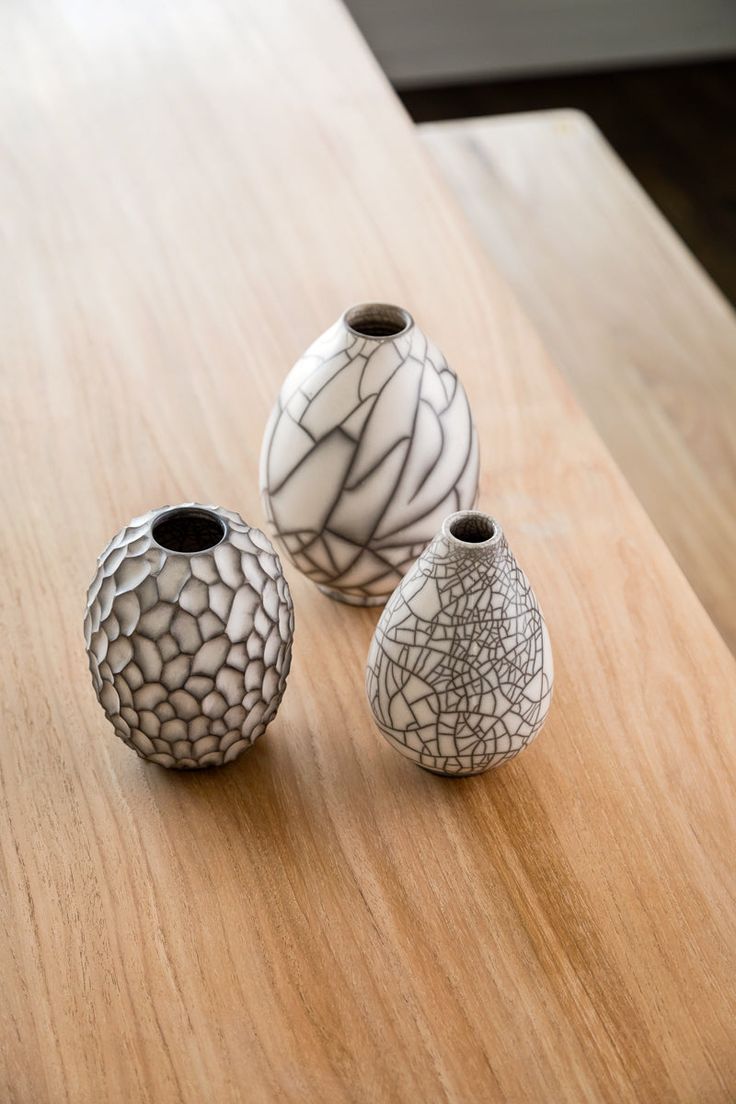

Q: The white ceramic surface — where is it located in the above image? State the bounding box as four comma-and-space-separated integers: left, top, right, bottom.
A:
84, 503, 294, 769
365, 510, 553, 775
260, 303, 479, 606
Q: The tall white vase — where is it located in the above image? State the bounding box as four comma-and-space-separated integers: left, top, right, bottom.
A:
365, 511, 553, 775
260, 303, 479, 606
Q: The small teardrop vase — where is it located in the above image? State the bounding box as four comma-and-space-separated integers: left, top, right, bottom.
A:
365, 510, 553, 775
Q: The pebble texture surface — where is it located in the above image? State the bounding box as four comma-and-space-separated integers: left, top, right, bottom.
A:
84, 504, 294, 769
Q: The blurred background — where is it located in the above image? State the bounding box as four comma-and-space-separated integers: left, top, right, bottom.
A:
341, 0, 736, 651
346, 0, 736, 303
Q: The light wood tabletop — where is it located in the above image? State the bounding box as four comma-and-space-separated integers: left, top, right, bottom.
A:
422, 109, 736, 653
1, 3, 735, 1103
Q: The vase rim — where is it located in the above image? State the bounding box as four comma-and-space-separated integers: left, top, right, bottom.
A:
342, 302, 413, 341
442, 510, 502, 551
151, 504, 228, 556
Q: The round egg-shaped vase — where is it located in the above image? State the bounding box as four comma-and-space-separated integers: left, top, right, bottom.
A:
84, 503, 294, 769
260, 302, 479, 606
365, 511, 553, 776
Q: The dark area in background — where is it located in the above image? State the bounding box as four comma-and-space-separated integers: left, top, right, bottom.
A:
400, 59, 736, 306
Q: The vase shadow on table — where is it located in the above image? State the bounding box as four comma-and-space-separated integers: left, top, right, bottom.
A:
119, 710, 568, 917
130, 732, 299, 853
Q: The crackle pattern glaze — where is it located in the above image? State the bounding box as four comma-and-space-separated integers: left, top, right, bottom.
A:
84, 504, 294, 769
260, 303, 479, 606
366, 511, 553, 775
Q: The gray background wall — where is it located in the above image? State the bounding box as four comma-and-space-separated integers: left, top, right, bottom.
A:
345, 0, 736, 85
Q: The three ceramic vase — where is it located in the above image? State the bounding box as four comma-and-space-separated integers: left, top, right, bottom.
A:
260, 302, 479, 606
84, 503, 294, 769
365, 511, 553, 775
84, 307, 553, 778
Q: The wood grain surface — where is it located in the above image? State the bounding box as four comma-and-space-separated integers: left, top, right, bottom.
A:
422, 109, 736, 652
1, 5, 735, 1103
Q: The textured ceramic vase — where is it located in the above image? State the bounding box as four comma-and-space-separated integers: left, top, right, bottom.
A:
365, 510, 553, 775
260, 302, 479, 606
84, 503, 294, 769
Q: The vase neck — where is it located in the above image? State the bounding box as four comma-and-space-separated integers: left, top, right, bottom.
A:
436, 510, 505, 561
342, 302, 414, 342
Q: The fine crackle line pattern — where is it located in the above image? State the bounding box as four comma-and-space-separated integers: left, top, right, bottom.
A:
366, 517, 553, 775
260, 311, 479, 603
84, 504, 294, 769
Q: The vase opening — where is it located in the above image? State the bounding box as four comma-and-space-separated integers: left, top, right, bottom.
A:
344, 302, 412, 339
445, 511, 498, 546
152, 507, 226, 554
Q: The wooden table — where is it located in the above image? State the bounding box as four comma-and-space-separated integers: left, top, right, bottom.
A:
422, 110, 736, 653
1, 3, 735, 1102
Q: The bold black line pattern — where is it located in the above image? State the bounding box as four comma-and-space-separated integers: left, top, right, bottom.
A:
260, 313, 479, 604
365, 517, 553, 775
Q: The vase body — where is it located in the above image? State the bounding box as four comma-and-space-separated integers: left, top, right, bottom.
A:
84, 503, 294, 769
260, 302, 479, 606
365, 511, 553, 775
